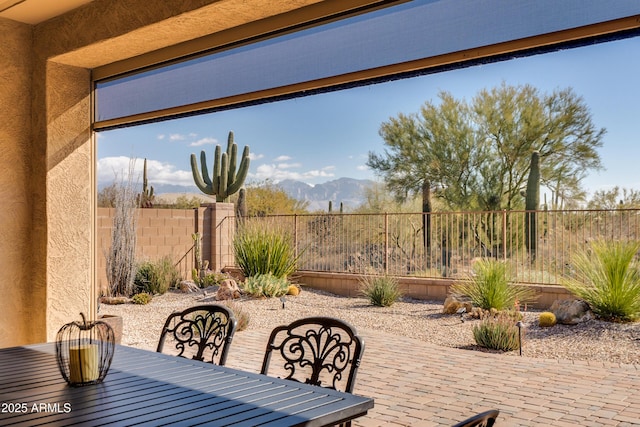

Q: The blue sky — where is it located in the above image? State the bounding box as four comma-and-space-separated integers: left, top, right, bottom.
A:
98, 35, 640, 199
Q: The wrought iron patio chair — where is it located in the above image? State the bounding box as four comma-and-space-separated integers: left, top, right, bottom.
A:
260, 317, 364, 427
156, 304, 237, 366
452, 409, 499, 427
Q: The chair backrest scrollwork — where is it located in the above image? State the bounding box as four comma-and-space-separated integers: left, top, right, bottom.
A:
157, 304, 237, 366
260, 316, 364, 393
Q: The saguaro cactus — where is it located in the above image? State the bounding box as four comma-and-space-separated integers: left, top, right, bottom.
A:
190, 131, 250, 202
137, 158, 154, 208
525, 151, 540, 262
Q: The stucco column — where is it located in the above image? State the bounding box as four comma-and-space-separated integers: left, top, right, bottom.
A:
39, 58, 95, 341
0, 18, 34, 346
208, 203, 236, 272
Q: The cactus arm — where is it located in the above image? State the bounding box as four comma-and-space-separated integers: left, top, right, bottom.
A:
200, 151, 212, 187
228, 143, 238, 185
218, 153, 229, 202
226, 146, 250, 196
190, 153, 214, 195
212, 145, 222, 195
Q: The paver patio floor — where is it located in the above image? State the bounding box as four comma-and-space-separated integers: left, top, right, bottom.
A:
225, 327, 640, 426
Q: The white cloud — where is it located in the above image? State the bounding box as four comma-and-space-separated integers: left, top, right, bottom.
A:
190, 137, 218, 147
273, 155, 291, 162
251, 162, 335, 183
277, 162, 302, 169
169, 134, 187, 141
356, 165, 368, 171
97, 157, 193, 187
157, 134, 166, 140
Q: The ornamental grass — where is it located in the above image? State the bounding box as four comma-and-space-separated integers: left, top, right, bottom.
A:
450, 258, 536, 311
563, 240, 640, 322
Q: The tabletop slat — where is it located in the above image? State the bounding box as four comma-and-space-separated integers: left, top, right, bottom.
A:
0, 344, 373, 427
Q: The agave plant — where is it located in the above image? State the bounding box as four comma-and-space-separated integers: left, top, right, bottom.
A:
563, 240, 640, 322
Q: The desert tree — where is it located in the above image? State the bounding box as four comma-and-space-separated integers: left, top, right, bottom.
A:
368, 83, 605, 255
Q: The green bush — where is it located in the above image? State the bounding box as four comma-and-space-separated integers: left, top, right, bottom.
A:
472, 312, 521, 351
134, 256, 181, 295
360, 274, 402, 307
131, 292, 152, 305
233, 222, 302, 279
191, 269, 227, 288
242, 273, 290, 298
450, 258, 536, 311
563, 240, 640, 322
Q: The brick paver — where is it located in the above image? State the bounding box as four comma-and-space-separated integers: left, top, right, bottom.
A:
225, 326, 640, 426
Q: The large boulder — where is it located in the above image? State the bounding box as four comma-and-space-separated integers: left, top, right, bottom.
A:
550, 299, 594, 325
179, 280, 200, 293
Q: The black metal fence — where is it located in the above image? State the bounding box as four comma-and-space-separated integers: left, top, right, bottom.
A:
239, 209, 640, 285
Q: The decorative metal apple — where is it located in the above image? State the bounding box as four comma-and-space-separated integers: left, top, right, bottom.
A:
55, 313, 115, 386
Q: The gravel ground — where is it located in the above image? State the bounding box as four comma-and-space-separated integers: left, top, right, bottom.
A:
100, 286, 640, 365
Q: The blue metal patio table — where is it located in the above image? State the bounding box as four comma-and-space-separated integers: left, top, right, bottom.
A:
0, 343, 373, 426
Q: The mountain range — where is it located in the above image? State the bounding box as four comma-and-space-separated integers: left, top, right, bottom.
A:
147, 177, 376, 211
277, 178, 375, 211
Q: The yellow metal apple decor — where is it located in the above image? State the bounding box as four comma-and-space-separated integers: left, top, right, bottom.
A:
55, 313, 115, 386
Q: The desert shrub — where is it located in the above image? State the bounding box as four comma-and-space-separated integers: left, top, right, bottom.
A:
450, 258, 536, 311
134, 256, 181, 295
131, 292, 152, 305
223, 301, 250, 331
360, 274, 402, 307
233, 222, 302, 279
242, 273, 290, 298
192, 269, 227, 288
538, 311, 556, 327
472, 312, 521, 351
105, 162, 138, 297
563, 240, 640, 322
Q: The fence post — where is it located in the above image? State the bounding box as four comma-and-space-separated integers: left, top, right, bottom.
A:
294, 214, 298, 259
384, 212, 389, 274
502, 209, 507, 261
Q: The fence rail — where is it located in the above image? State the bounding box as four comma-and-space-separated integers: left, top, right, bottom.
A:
239, 209, 640, 285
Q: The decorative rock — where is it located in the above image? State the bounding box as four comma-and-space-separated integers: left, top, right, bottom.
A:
179, 280, 200, 293
443, 294, 473, 314
550, 299, 594, 325
216, 279, 241, 300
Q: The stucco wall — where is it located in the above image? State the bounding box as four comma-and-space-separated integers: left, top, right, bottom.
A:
0, 18, 34, 346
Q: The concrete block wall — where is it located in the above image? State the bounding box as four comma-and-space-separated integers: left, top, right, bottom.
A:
97, 207, 199, 293
296, 271, 572, 310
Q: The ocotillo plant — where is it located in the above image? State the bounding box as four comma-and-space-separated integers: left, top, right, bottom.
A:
137, 158, 154, 208
190, 131, 250, 202
525, 151, 540, 262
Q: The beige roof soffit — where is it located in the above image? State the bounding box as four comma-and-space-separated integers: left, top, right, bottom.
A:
0, 0, 94, 25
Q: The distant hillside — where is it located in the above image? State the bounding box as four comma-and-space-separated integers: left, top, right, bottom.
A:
124, 177, 375, 211
278, 177, 375, 211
